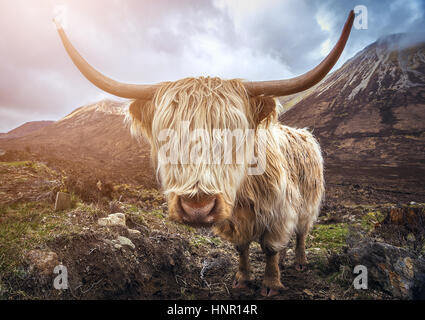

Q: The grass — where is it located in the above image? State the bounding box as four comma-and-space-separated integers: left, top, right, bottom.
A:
359, 211, 386, 231
0, 201, 83, 276
0, 160, 58, 179
0, 161, 32, 175
127, 204, 139, 213
0, 161, 33, 168
149, 209, 165, 219
189, 235, 222, 248
309, 223, 349, 250
122, 203, 223, 250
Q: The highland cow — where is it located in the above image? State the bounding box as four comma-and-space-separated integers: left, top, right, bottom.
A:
55, 11, 354, 296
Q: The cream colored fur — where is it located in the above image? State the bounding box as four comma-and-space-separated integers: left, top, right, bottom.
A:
127, 76, 324, 252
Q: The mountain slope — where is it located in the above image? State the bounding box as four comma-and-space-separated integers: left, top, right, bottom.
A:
1, 34, 424, 198
0, 100, 155, 187
0, 121, 54, 139
280, 33, 425, 195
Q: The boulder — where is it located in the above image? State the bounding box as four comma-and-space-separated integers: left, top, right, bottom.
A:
117, 236, 135, 249
98, 213, 126, 227
347, 240, 425, 299
54, 192, 72, 211
26, 250, 59, 276
127, 229, 141, 237
200, 251, 232, 281
385, 206, 425, 231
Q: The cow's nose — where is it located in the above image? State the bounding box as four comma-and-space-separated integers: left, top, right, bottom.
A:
180, 195, 216, 223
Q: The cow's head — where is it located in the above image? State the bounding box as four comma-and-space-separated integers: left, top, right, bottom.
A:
126, 77, 281, 227
55, 11, 354, 228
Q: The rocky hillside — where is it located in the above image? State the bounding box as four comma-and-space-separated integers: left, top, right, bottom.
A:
0, 100, 155, 188
2, 160, 422, 300
0, 121, 54, 139
1, 34, 424, 202
280, 33, 425, 199
1, 34, 425, 300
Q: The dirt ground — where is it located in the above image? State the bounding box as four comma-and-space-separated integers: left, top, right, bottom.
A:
0, 160, 422, 300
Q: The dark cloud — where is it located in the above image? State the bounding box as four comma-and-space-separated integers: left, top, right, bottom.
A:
320, 0, 424, 54
0, 0, 424, 132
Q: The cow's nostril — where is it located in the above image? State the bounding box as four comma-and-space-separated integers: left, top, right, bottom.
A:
180, 196, 216, 218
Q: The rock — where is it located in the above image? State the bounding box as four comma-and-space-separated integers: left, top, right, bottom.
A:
54, 192, 71, 211
98, 213, 126, 227
117, 236, 135, 249
386, 206, 425, 231
347, 240, 425, 299
303, 289, 314, 296
127, 229, 141, 237
103, 239, 115, 246
200, 252, 232, 280
26, 250, 59, 276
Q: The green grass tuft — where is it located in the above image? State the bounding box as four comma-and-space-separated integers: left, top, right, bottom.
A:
309, 223, 349, 250
0, 201, 81, 276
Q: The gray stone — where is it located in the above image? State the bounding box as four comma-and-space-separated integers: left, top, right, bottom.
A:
127, 229, 141, 237
54, 192, 72, 211
103, 239, 115, 246
200, 252, 232, 281
98, 213, 126, 227
347, 240, 425, 299
117, 236, 135, 249
26, 250, 59, 276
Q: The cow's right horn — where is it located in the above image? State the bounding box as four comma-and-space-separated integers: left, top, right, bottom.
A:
54, 19, 161, 100
244, 10, 355, 97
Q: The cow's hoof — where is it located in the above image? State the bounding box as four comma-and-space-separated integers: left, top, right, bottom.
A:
294, 256, 308, 272
232, 279, 248, 289
233, 271, 250, 289
294, 263, 307, 272
260, 287, 281, 297
260, 280, 285, 297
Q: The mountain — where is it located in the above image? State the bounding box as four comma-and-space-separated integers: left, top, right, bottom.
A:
0, 100, 156, 187
1, 33, 424, 198
279, 33, 425, 195
0, 121, 54, 139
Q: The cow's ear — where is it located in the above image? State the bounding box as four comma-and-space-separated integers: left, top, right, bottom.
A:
127, 99, 155, 141
129, 100, 142, 122
250, 96, 276, 124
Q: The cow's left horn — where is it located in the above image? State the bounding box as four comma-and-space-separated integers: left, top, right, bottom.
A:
54, 19, 160, 99
244, 10, 355, 97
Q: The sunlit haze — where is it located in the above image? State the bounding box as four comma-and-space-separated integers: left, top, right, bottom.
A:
1, 0, 424, 132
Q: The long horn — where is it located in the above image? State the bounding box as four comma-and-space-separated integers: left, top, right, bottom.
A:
54, 19, 160, 99
244, 10, 355, 97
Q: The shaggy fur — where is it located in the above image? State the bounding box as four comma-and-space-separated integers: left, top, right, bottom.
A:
127, 76, 325, 293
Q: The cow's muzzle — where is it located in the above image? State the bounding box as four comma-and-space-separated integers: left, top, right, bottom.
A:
178, 195, 217, 226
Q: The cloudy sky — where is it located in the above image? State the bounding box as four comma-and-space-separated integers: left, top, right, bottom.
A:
1, 0, 424, 132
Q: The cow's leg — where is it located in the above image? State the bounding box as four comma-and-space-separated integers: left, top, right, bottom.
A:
233, 242, 251, 289
260, 242, 284, 297
294, 225, 309, 271
279, 247, 287, 267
